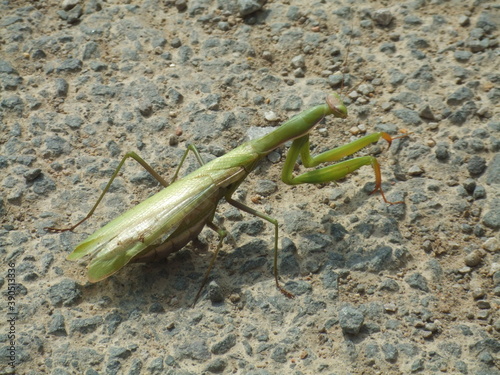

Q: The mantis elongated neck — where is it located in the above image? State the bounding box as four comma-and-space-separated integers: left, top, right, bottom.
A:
251, 93, 347, 155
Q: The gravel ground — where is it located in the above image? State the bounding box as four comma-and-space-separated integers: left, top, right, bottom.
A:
1, 0, 499, 374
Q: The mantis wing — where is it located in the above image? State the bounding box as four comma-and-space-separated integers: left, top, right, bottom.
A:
69, 176, 221, 282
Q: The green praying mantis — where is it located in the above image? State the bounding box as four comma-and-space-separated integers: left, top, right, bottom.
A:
46, 92, 407, 303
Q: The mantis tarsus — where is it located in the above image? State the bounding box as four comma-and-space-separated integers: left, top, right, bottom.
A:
46, 92, 406, 303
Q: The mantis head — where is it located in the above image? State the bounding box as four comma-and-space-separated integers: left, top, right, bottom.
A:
326, 93, 348, 119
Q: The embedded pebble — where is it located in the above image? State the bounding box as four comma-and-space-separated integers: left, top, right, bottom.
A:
207, 281, 224, 304
291, 55, 305, 69
464, 250, 483, 267
373, 9, 393, 27
482, 238, 499, 253
339, 306, 364, 335
264, 111, 279, 121
408, 165, 424, 176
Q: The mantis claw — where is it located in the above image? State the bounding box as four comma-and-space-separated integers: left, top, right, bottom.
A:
277, 285, 295, 299
369, 184, 404, 205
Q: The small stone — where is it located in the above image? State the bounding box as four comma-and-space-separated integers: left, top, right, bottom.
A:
61, 0, 80, 11
255, 180, 277, 196
405, 273, 429, 292
328, 74, 344, 88
349, 126, 361, 135
55, 78, 69, 97
477, 300, 491, 309
408, 165, 424, 176
458, 15, 470, 27
379, 279, 400, 292
170, 37, 182, 48
339, 306, 364, 335
237, 0, 266, 17
472, 288, 486, 299
262, 51, 273, 62
435, 145, 449, 160
211, 334, 236, 355
482, 237, 499, 253
293, 67, 305, 78
47, 314, 67, 336
291, 55, 305, 68
49, 279, 82, 307
454, 50, 472, 62
419, 104, 436, 120
56, 58, 82, 73
264, 111, 279, 121
483, 209, 500, 230
208, 281, 224, 304
267, 151, 281, 163
464, 250, 483, 267
424, 322, 438, 332
69, 316, 103, 334
447, 86, 474, 106
384, 303, 397, 313
205, 358, 227, 373
422, 330, 434, 339
217, 21, 230, 31
169, 135, 178, 146
473, 185, 486, 199
24, 168, 42, 182
477, 310, 490, 320
373, 9, 393, 27
411, 358, 425, 372
458, 266, 471, 274
467, 155, 487, 176
463, 178, 476, 193
109, 347, 132, 360
175, 0, 187, 12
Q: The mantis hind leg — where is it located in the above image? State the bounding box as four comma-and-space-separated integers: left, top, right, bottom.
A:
46, 144, 207, 233
45, 151, 170, 233
282, 132, 407, 204
192, 221, 227, 306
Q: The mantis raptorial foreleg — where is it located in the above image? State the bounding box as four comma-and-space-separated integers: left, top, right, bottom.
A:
45, 152, 170, 233
281, 132, 406, 204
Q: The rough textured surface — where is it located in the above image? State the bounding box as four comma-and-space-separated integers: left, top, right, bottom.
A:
1, 0, 499, 374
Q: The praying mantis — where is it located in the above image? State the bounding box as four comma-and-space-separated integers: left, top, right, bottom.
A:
46, 92, 406, 303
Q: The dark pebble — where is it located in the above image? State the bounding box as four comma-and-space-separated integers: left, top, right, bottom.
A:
48, 279, 81, 306
405, 273, 430, 292
56, 58, 83, 73
482, 207, 500, 230
211, 333, 237, 355
69, 316, 103, 335
208, 280, 224, 303
339, 305, 364, 335
447, 87, 474, 106
205, 358, 227, 373
467, 155, 487, 176
47, 313, 67, 336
